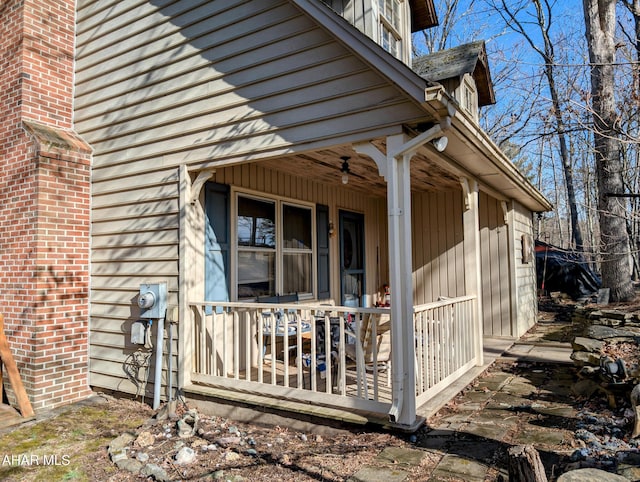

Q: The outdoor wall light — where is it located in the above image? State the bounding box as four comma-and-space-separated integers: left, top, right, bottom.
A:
328, 222, 335, 238
340, 156, 351, 184
432, 136, 448, 152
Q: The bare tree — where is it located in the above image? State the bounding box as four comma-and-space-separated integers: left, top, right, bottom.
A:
417, 0, 479, 53
488, 0, 585, 251
583, 0, 635, 300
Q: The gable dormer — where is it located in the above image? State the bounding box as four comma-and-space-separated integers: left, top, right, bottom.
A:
413, 41, 496, 121
320, 0, 437, 65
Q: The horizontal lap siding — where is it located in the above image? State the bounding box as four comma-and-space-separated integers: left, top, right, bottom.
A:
411, 190, 465, 305
75, 0, 426, 171
76, 0, 415, 396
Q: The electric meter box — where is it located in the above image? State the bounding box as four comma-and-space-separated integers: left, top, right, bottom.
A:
138, 282, 167, 319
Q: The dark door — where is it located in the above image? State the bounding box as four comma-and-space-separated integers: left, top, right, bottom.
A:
339, 210, 365, 307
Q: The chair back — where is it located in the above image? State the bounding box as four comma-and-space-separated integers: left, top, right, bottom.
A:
360, 313, 391, 363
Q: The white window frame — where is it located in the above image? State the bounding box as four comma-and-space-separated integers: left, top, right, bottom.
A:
230, 188, 316, 301
377, 0, 405, 60
461, 75, 478, 121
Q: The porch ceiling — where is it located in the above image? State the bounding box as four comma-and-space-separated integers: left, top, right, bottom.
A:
259, 141, 462, 198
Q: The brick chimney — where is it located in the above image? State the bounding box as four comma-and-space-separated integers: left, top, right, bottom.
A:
0, 0, 92, 411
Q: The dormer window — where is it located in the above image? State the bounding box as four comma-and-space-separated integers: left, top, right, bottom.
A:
378, 0, 403, 59
462, 76, 478, 120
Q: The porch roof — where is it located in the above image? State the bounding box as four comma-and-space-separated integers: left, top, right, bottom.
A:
281, 1, 552, 213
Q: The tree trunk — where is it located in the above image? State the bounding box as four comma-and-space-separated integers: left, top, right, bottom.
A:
508, 445, 548, 482
583, 0, 635, 301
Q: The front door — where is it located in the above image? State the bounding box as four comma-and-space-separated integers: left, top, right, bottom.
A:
339, 210, 365, 307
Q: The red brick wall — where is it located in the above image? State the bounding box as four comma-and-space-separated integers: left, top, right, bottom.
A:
0, 0, 92, 410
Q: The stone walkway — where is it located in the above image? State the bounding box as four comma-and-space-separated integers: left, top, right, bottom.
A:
348, 318, 639, 481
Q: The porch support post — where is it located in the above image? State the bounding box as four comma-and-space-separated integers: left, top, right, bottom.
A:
386, 134, 416, 427
461, 178, 484, 366
178, 165, 192, 391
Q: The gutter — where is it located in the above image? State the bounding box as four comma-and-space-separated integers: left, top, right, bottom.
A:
423, 86, 552, 213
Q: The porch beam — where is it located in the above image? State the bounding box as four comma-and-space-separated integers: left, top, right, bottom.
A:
461, 177, 484, 366
388, 117, 450, 160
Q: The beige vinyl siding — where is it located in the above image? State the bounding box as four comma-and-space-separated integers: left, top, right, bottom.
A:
479, 192, 513, 337
75, 0, 427, 172
511, 201, 537, 336
74, 0, 424, 396
411, 190, 465, 305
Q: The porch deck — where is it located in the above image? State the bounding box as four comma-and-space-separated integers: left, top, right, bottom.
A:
182, 336, 511, 428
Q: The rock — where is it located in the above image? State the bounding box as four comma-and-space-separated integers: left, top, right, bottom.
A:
110, 451, 128, 463
572, 337, 605, 353
571, 351, 601, 367
141, 463, 170, 481
600, 310, 629, 321
556, 468, 628, 481
136, 452, 149, 463
217, 436, 242, 447
586, 325, 634, 340
191, 439, 207, 448
569, 448, 589, 461
114, 457, 143, 474
135, 431, 155, 448
175, 446, 196, 465
177, 410, 199, 438
224, 451, 241, 462
108, 432, 135, 456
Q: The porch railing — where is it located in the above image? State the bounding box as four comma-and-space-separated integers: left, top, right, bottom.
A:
188, 301, 393, 414
188, 295, 478, 417
413, 295, 478, 406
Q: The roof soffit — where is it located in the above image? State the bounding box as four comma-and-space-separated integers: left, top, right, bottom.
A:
288, 0, 548, 212
408, 0, 439, 32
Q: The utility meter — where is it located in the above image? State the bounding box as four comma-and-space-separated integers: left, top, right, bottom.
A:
138, 283, 167, 319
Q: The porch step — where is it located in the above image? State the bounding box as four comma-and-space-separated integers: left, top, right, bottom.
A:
182, 383, 381, 428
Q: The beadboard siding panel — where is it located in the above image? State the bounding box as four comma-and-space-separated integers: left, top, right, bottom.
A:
479, 192, 513, 337
411, 190, 465, 305
511, 201, 537, 336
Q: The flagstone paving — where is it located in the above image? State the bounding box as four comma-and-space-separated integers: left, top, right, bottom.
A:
350, 316, 639, 481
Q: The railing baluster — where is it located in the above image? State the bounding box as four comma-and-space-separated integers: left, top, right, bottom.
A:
283, 311, 289, 388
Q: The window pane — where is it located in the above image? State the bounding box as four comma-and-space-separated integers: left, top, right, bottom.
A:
282, 253, 312, 295
283, 204, 312, 249
237, 251, 275, 298
237, 197, 275, 248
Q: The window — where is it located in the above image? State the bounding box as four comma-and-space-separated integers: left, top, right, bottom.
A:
237, 197, 276, 299
235, 193, 314, 300
462, 77, 478, 120
378, 0, 403, 59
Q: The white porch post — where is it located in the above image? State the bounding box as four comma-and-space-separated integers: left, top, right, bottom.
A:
385, 134, 416, 427
178, 165, 192, 391
355, 124, 450, 428
461, 178, 484, 365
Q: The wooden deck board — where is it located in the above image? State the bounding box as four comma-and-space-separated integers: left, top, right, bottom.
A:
0, 403, 29, 430
183, 383, 370, 425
